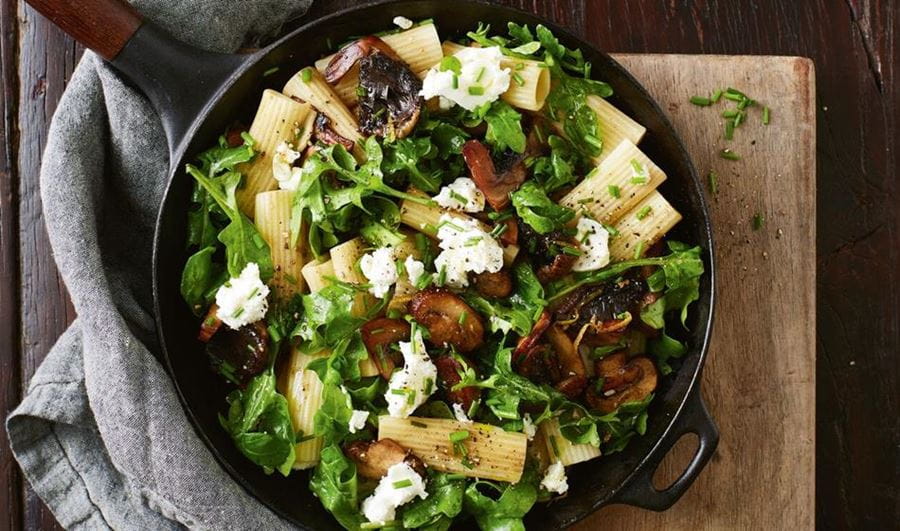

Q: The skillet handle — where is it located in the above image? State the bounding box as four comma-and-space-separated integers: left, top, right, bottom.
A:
613, 388, 719, 510
24, 0, 142, 60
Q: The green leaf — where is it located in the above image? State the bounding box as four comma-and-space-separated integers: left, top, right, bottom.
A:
402, 472, 465, 529
484, 101, 527, 154
510, 181, 576, 234
639, 297, 666, 330
310, 444, 365, 530
180, 246, 221, 314
648, 331, 687, 375
463, 469, 539, 531
532, 135, 578, 193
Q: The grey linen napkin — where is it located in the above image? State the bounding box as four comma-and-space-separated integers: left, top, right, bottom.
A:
7, 1, 313, 528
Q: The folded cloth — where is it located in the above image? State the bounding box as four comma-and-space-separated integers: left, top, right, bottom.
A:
7, 1, 312, 528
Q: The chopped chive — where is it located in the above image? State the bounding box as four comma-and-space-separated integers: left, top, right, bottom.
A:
356, 85, 367, 97
489, 223, 508, 239
231, 307, 244, 318
452, 74, 459, 89
549, 435, 560, 458
561, 245, 583, 256
436, 265, 447, 286
725, 87, 746, 97
722, 109, 739, 118
711, 89, 724, 102
636, 205, 653, 220
690, 96, 712, 106
584, 134, 602, 149
762, 106, 771, 125
708, 171, 719, 195
449, 430, 470, 443
300, 67, 313, 83
467, 85, 485, 96
449, 190, 468, 205
633, 240, 645, 259
411, 420, 428, 428
515, 62, 525, 70
733, 111, 745, 128
512, 72, 525, 86
263, 66, 279, 77
390, 389, 407, 396
737, 97, 754, 110
752, 213, 765, 230
446, 473, 466, 480
723, 92, 744, 102
475, 66, 486, 82
720, 149, 740, 161
630, 176, 648, 185
406, 389, 416, 405
724, 119, 735, 140
577, 197, 594, 204
608, 185, 621, 198
602, 223, 619, 237
439, 55, 462, 74
393, 479, 413, 489
458, 312, 468, 325
464, 236, 483, 247
424, 377, 434, 395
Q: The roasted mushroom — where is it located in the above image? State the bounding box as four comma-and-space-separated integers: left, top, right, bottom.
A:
473, 270, 514, 299
324, 36, 402, 83
517, 220, 579, 283
512, 344, 562, 385
433, 354, 481, 411
545, 324, 587, 398
408, 288, 485, 353
513, 310, 551, 359
344, 438, 426, 480
585, 352, 658, 413
206, 321, 268, 386
358, 52, 422, 139
462, 140, 529, 211
499, 217, 518, 246
360, 318, 411, 379
313, 113, 355, 151
553, 276, 647, 336
198, 304, 223, 342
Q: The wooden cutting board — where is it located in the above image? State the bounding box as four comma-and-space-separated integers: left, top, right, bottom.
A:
572, 55, 816, 530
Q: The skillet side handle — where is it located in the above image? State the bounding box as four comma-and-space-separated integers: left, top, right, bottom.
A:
613, 388, 719, 511
25, 0, 142, 60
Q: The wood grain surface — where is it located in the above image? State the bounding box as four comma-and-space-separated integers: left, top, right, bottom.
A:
1, 1, 896, 530
571, 54, 816, 530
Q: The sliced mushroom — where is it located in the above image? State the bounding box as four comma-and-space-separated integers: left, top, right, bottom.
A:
360, 318, 411, 379
513, 310, 551, 359
206, 321, 268, 386
512, 343, 562, 385
461, 140, 529, 211
545, 324, 587, 398
408, 288, 485, 353
344, 438, 426, 480
473, 270, 514, 299
585, 353, 658, 413
198, 304, 223, 342
517, 220, 579, 283
325, 35, 402, 83
553, 277, 646, 334
314, 114, 355, 151
433, 354, 481, 411
499, 217, 518, 246
358, 52, 422, 139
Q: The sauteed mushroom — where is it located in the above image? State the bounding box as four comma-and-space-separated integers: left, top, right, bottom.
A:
206, 320, 268, 386
344, 438, 426, 480
408, 288, 485, 353
313, 113, 355, 151
433, 354, 481, 411
461, 140, 528, 211
360, 318, 411, 379
473, 270, 513, 298
554, 276, 647, 335
585, 352, 658, 413
513, 310, 551, 359
358, 52, 422, 139
545, 323, 587, 398
324, 35, 402, 83
197, 304, 223, 342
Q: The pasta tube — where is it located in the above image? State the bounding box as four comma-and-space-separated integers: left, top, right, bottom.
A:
255, 190, 306, 299
283, 67, 363, 157
551, 94, 646, 165
608, 190, 682, 262
560, 139, 666, 225
539, 417, 601, 466
378, 415, 528, 482
441, 41, 550, 111
301, 258, 335, 293
284, 347, 329, 469
235, 90, 313, 217
315, 23, 444, 105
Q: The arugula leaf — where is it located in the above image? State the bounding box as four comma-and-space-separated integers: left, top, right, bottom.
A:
382, 135, 444, 192
484, 101, 527, 154
359, 196, 406, 248
465, 263, 546, 336
309, 444, 365, 530
402, 472, 465, 530
294, 281, 367, 352
314, 377, 355, 445
532, 134, 579, 193
510, 181, 576, 234
463, 469, 540, 531
180, 246, 222, 314
219, 368, 296, 475
648, 331, 687, 375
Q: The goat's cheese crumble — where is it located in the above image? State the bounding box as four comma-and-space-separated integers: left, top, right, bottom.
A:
272, 141, 303, 191
453, 403, 473, 424
362, 462, 428, 523
392, 16, 414, 30
348, 410, 369, 434
433, 215, 504, 288
405, 255, 426, 287
522, 413, 537, 440
214, 263, 270, 329
571, 217, 611, 272
541, 461, 569, 495
386, 328, 437, 418
421, 46, 511, 110
433, 177, 485, 213
360, 246, 399, 298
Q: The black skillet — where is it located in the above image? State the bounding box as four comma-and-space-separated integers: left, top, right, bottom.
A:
27, 0, 718, 528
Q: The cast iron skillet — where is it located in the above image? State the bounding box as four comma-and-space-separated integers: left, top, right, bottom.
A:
27, 0, 718, 528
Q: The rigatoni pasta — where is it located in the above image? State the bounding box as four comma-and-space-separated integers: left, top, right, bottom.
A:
284, 347, 328, 469
255, 190, 306, 299
539, 418, 601, 466
283, 67, 363, 157
608, 189, 682, 261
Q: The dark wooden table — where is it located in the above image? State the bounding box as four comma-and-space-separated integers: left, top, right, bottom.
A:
1, 1, 896, 529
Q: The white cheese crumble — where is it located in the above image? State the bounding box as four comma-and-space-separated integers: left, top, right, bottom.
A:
433, 214, 504, 288
362, 461, 428, 524
405, 255, 426, 287
522, 413, 537, 440
433, 177, 485, 213
386, 328, 438, 418
489, 316, 513, 334
272, 141, 303, 191
360, 246, 399, 298
421, 46, 511, 110
392, 16, 414, 30
541, 461, 569, 495
453, 403, 473, 424
571, 217, 611, 272
348, 410, 369, 434
214, 262, 270, 329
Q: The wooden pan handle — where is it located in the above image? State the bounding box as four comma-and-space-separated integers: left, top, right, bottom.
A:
25, 0, 142, 60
